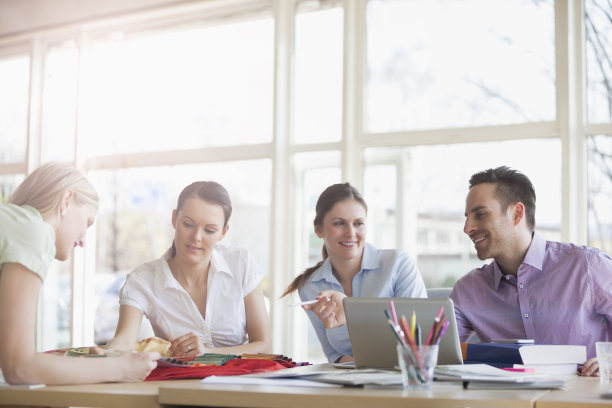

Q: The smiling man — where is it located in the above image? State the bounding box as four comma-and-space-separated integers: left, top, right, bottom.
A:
450, 166, 612, 376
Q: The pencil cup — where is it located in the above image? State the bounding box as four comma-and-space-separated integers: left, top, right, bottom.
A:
596, 342, 612, 382
396, 344, 439, 388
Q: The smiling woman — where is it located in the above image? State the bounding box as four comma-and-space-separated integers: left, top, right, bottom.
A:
282, 183, 427, 364
104, 180, 272, 358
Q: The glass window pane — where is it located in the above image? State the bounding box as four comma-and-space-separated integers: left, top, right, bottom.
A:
290, 151, 340, 363
80, 17, 274, 156
0, 55, 29, 164
366, 0, 555, 132
40, 260, 72, 350
587, 135, 612, 254
364, 139, 561, 288
585, 0, 612, 124
294, 4, 343, 144
41, 41, 78, 162
89, 160, 271, 344
0, 174, 24, 203
364, 163, 397, 249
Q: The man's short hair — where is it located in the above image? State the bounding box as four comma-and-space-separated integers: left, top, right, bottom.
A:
469, 166, 536, 231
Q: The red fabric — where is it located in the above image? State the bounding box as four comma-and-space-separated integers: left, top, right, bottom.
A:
145, 358, 289, 381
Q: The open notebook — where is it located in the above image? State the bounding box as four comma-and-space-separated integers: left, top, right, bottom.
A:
344, 297, 463, 369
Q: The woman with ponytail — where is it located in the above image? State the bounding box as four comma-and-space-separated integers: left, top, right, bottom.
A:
282, 183, 426, 363
105, 181, 271, 358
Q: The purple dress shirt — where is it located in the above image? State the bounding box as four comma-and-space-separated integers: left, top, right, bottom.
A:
450, 232, 612, 358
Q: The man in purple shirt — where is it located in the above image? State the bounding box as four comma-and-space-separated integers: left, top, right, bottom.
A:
450, 166, 612, 376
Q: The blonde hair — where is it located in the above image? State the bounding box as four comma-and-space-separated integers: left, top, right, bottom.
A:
8, 162, 99, 217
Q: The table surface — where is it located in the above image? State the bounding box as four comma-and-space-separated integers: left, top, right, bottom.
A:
2, 369, 612, 408
0, 380, 167, 408
535, 376, 612, 407
158, 378, 547, 408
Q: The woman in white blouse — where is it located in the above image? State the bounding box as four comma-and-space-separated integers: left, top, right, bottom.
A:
106, 181, 271, 357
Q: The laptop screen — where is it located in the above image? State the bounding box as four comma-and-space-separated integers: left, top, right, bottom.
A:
344, 297, 463, 369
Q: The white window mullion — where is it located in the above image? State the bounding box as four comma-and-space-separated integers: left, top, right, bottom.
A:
556, 0, 588, 244
270, 0, 295, 357
341, 0, 365, 187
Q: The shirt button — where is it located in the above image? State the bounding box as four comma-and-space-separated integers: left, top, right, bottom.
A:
524, 313, 529, 318
519, 283, 524, 289
505, 275, 511, 280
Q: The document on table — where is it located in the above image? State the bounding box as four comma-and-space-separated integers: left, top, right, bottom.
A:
306, 369, 403, 386
434, 364, 568, 389
201, 375, 341, 388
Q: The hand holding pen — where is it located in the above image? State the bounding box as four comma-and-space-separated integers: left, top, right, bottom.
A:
300, 290, 347, 329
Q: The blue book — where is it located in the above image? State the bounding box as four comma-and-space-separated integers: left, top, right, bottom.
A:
464, 343, 586, 368
465, 343, 524, 365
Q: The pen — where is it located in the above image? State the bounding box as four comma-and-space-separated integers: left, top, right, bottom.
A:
389, 300, 399, 326
416, 323, 422, 347
288, 297, 330, 307
288, 300, 317, 307
435, 319, 449, 345
425, 306, 445, 345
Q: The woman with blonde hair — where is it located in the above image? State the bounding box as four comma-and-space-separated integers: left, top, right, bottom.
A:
0, 162, 158, 385
282, 183, 427, 363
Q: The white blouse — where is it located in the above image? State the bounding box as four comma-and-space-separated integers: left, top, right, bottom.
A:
119, 245, 263, 348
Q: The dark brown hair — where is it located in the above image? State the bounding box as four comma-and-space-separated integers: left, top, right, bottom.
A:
469, 166, 536, 231
281, 183, 367, 297
171, 181, 232, 257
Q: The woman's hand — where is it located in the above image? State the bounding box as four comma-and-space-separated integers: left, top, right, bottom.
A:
169, 332, 209, 357
578, 357, 599, 377
302, 290, 347, 329
116, 351, 160, 382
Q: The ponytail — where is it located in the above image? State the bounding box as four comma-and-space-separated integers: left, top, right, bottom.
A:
281, 246, 328, 297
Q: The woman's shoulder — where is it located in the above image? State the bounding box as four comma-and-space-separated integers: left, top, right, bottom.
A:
1, 203, 44, 227
125, 254, 166, 281
0, 204, 53, 243
213, 244, 252, 260
367, 244, 413, 263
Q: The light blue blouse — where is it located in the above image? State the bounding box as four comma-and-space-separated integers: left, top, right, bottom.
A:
298, 242, 427, 362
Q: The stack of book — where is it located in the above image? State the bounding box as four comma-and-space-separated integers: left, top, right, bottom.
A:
462, 343, 586, 375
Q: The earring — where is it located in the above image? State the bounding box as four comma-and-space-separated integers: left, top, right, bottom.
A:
60, 210, 66, 217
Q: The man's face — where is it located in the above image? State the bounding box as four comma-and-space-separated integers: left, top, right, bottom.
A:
463, 183, 516, 261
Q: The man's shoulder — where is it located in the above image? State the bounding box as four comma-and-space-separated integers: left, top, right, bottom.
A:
545, 239, 609, 260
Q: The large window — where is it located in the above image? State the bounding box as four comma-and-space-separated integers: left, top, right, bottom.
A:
585, 0, 612, 253
365, 0, 555, 132
0, 0, 610, 363
80, 17, 274, 156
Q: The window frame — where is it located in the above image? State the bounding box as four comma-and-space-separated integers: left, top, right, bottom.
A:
0, 0, 609, 361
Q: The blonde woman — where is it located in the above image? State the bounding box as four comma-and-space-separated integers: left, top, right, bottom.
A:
0, 162, 158, 385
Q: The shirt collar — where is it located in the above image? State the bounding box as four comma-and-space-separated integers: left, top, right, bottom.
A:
153, 248, 182, 292
309, 242, 379, 284
521, 232, 545, 271
153, 247, 233, 292
210, 247, 233, 277
491, 232, 544, 289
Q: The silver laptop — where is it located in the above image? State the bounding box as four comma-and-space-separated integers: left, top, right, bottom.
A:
344, 297, 463, 369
